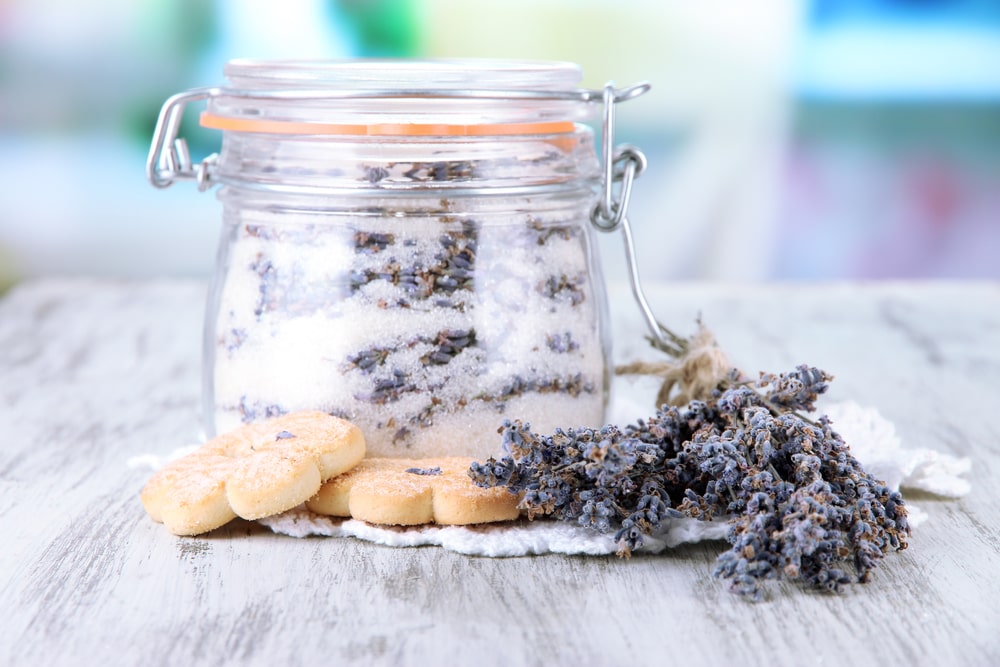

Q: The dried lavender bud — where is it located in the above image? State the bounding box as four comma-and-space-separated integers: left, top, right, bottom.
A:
364, 165, 390, 183
422, 328, 477, 366
405, 467, 443, 476
251, 255, 276, 317
354, 231, 395, 254
538, 274, 586, 306
238, 396, 285, 422
347, 346, 392, 374
362, 368, 417, 405
546, 332, 579, 353
756, 365, 832, 412
527, 219, 579, 245
275, 430, 296, 440
402, 160, 476, 182
470, 367, 909, 600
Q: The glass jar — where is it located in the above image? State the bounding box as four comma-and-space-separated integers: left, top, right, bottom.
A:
148, 59, 649, 459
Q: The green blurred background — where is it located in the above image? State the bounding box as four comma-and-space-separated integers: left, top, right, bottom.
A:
2, 0, 999, 294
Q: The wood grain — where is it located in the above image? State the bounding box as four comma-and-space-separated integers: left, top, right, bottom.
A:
1, 278, 998, 667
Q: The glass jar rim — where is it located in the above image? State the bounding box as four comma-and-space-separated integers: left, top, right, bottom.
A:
222, 58, 585, 92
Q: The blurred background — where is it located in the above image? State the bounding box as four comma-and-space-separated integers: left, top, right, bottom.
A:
1, 0, 998, 294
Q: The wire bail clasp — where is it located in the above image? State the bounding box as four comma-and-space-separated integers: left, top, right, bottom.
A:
146, 88, 220, 191
591, 83, 648, 232
590, 82, 679, 355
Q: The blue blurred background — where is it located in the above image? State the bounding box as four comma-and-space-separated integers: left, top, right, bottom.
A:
1, 0, 998, 292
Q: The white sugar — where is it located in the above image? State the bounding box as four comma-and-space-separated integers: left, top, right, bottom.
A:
210, 197, 606, 459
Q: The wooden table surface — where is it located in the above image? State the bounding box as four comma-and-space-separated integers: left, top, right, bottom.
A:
1, 278, 998, 667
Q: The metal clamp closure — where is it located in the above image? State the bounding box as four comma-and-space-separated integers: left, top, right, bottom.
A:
146, 88, 220, 190
591, 83, 649, 232
589, 82, 675, 353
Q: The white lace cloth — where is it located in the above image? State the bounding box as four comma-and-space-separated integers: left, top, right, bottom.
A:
133, 399, 971, 555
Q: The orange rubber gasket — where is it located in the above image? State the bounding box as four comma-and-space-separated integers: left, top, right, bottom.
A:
200, 112, 575, 136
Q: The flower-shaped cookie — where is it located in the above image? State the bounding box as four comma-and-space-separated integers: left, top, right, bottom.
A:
306, 457, 520, 525
141, 411, 365, 535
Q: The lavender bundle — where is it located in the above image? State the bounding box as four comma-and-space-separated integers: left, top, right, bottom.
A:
469, 327, 910, 600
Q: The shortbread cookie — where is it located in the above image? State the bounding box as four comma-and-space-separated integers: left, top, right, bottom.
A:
306, 457, 520, 526
142, 411, 365, 535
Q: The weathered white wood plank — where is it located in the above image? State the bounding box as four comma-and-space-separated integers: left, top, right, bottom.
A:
1, 279, 998, 667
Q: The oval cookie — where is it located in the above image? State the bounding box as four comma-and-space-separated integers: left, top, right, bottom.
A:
141, 411, 365, 535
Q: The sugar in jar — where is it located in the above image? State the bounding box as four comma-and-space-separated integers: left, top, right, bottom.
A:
148, 59, 648, 459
